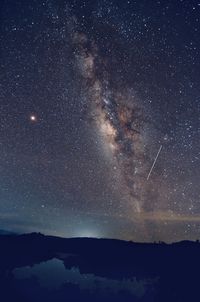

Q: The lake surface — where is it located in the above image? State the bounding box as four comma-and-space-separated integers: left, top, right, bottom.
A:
14, 258, 158, 300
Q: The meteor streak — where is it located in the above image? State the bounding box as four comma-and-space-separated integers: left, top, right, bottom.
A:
147, 145, 162, 180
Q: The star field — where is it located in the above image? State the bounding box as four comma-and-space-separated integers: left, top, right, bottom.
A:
1, 0, 200, 242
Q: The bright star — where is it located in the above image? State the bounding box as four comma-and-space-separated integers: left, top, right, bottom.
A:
30, 115, 37, 122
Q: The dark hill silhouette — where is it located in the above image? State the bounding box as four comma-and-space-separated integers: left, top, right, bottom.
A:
0, 233, 200, 301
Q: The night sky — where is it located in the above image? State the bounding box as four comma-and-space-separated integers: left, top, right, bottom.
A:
1, 0, 200, 242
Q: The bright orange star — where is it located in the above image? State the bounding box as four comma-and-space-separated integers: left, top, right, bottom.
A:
30, 115, 37, 122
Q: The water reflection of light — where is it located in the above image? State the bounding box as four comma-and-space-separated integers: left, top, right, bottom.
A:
14, 258, 155, 298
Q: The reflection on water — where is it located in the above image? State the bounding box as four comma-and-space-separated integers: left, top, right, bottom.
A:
14, 258, 157, 299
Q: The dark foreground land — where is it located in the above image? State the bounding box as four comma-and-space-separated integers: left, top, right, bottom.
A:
0, 233, 200, 301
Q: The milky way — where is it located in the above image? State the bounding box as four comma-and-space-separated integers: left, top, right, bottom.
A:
73, 30, 155, 215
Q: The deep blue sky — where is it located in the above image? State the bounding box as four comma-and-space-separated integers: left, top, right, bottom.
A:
1, 0, 200, 242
